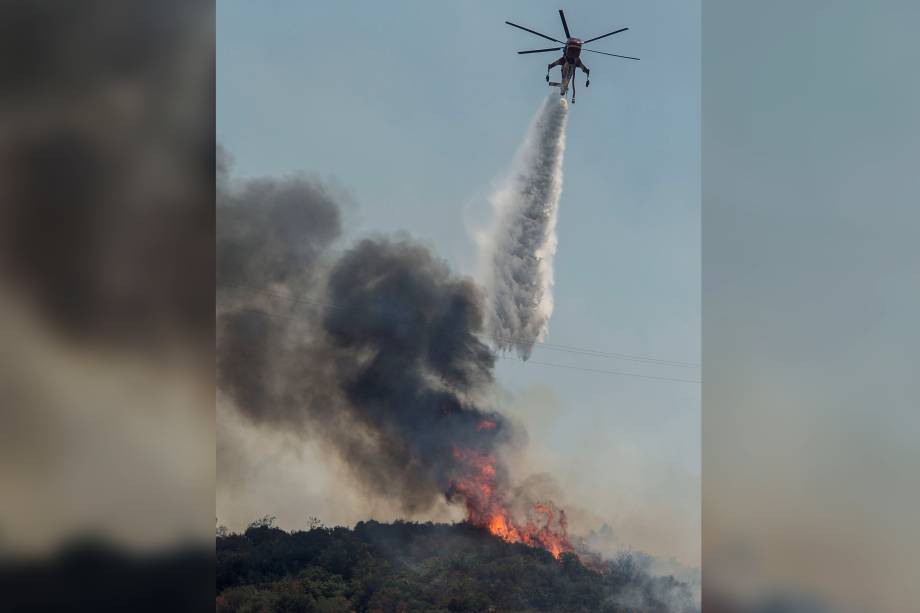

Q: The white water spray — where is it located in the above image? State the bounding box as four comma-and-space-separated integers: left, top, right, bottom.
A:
482, 96, 569, 359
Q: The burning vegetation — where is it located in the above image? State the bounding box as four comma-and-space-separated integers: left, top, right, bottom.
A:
449, 441, 574, 559
215, 158, 699, 611
217, 162, 580, 561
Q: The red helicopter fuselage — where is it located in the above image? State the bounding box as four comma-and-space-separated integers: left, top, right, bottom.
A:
563, 38, 583, 62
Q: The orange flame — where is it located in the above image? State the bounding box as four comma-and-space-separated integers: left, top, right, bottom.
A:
450, 444, 574, 559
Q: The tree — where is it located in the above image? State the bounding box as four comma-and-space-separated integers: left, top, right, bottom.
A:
247, 515, 276, 529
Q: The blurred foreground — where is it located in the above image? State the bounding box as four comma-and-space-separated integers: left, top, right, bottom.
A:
0, 1, 214, 610
704, 1, 920, 612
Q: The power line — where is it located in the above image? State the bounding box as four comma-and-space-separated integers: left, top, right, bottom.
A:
219, 280, 698, 368
497, 356, 701, 384
219, 280, 345, 311
217, 303, 308, 325
219, 281, 699, 368
221, 282, 697, 366
491, 334, 697, 368
217, 302, 700, 385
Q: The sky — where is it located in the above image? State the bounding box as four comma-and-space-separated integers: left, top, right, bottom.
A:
218, 0, 699, 567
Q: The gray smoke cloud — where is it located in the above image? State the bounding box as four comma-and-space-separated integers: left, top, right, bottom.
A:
216, 153, 697, 612
217, 157, 512, 515
217, 151, 341, 293
482, 96, 569, 359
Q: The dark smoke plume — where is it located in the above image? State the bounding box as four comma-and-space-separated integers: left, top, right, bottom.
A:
217, 154, 341, 292
217, 151, 343, 430
217, 156, 698, 612
218, 163, 510, 514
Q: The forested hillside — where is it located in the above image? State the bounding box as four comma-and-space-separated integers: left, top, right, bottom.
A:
216, 520, 696, 612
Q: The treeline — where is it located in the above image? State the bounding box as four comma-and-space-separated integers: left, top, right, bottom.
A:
216, 519, 695, 612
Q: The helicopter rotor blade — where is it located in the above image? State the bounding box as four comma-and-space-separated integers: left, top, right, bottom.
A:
582, 48, 640, 60
583, 27, 629, 44
558, 10, 571, 38
505, 21, 564, 44
517, 47, 563, 55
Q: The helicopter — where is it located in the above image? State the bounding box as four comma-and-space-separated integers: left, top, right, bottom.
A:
506, 9, 639, 103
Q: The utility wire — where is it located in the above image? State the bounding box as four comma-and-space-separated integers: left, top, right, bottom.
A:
219, 280, 345, 311
490, 335, 697, 368
217, 303, 309, 325
497, 356, 701, 384
217, 301, 700, 385
219, 280, 698, 368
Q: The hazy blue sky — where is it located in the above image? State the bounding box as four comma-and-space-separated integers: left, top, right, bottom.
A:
218, 0, 699, 565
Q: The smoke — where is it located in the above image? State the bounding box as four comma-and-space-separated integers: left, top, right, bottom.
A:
217, 153, 697, 611
217, 160, 512, 515
603, 551, 698, 613
217, 152, 341, 293
482, 96, 569, 359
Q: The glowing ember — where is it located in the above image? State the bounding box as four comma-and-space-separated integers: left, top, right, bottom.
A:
449, 445, 574, 560
476, 419, 497, 431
